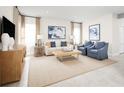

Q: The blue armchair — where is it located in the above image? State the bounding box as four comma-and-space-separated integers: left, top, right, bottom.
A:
87, 42, 108, 60
78, 41, 94, 55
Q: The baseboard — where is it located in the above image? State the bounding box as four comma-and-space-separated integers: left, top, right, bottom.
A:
108, 52, 120, 58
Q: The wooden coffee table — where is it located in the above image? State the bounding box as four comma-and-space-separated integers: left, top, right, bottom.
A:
53, 50, 81, 61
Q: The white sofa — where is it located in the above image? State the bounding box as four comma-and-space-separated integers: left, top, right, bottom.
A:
44, 41, 73, 56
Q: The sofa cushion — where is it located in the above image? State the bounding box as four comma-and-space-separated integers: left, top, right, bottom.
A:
61, 41, 67, 47
95, 42, 105, 49
50, 41, 56, 47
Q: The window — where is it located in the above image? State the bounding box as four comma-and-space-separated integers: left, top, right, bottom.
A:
73, 23, 82, 44
25, 17, 36, 55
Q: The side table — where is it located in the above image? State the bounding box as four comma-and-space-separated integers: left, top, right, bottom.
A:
34, 46, 44, 57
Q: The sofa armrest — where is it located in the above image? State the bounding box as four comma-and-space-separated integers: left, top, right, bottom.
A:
77, 45, 84, 49
85, 44, 93, 48
78, 44, 84, 47
97, 44, 108, 59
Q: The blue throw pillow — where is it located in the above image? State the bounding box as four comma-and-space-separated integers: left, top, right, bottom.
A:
50, 41, 56, 47
61, 41, 67, 47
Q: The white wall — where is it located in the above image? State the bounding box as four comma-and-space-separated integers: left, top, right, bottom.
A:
0, 6, 14, 49
83, 14, 119, 56
13, 7, 19, 45
41, 18, 71, 46
0, 6, 13, 22
118, 18, 124, 54
112, 14, 120, 56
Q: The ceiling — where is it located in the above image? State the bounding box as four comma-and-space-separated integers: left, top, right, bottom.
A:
18, 6, 124, 22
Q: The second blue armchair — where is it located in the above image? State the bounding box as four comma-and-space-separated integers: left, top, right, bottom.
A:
87, 42, 108, 60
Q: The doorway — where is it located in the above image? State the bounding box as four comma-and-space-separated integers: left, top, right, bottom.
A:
118, 19, 124, 54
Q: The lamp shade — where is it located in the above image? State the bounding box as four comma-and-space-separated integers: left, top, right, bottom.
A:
70, 35, 74, 39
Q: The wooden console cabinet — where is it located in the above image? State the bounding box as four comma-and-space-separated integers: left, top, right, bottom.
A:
0, 46, 25, 86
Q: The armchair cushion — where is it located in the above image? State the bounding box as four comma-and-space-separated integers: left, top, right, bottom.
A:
94, 42, 105, 49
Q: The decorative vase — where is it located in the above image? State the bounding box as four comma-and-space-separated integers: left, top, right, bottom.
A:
9, 37, 15, 50
1, 33, 10, 51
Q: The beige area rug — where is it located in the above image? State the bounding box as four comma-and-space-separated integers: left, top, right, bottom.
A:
28, 55, 116, 87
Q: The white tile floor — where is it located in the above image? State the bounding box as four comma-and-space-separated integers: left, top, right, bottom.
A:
2, 54, 124, 87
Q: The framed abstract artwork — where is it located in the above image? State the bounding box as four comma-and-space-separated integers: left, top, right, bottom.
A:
48, 26, 66, 39
89, 24, 100, 41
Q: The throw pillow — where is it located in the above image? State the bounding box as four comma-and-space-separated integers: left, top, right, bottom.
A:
50, 41, 56, 47
61, 41, 67, 47
45, 42, 51, 48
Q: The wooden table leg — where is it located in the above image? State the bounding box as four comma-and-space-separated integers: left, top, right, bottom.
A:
57, 56, 63, 62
